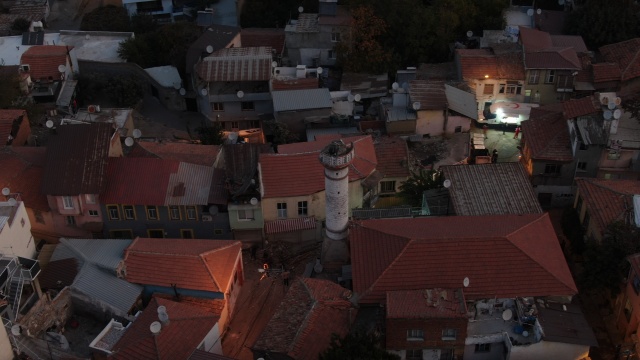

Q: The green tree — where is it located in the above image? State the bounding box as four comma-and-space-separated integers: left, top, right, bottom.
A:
564, 0, 640, 48
0, 68, 21, 108
11, 18, 30, 32
580, 221, 640, 295
131, 14, 157, 34
196, 121, 224, 145
264, 120, 298, 148
80, 5, 131, 32
398, 169, 444, 206
320, 331, 400, 360
240, 0, 318, 28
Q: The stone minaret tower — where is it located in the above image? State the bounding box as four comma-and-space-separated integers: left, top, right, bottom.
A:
319, 140, 354, 267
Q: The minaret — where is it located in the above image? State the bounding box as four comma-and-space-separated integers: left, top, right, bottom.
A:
319, 140, 354, 267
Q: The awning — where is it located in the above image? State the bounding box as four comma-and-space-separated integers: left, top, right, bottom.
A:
265, 216, 317, 234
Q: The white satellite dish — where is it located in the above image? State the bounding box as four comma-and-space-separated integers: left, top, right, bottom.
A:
150, 321, 162, 334
124, 137, 134, 147
7, 198, 16, 206
208, 205, 219, 215
1, 188, 9, 196
237, 90, 245, 98
173, 82, 181, 90
443, 179, 451, 188
206, 45, 214, 54
58, 64, 66, 73
179, 88, 186, 96
201, 88, 208, 96
317, 67, 323, 75
527, 8, 534, 16
466, 30, 473, 38
608, 101, 616, 110
614, 109, 622, 119
463, 277, 470, 287
85, 34, 90, 40
502, 309, 513, 321
157, 305, 167, 314
354, 94, 361, 102
133, 129, 142, 139
392, 82, 399, 90
272, 61, 278, 68
347, 94, 355, 102
11, 325, 21, 336
250, 197, 259, 205
298, 6, 304, 13
412, 102, 421, 111
603, 110, 613, 120
536, 8, 542, 14
46, 120, 54, 128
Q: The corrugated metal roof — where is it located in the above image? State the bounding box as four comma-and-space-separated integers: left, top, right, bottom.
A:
196, 46, 273, 82
53, 238, 132, 271
72, 263, 141, 314
272, 88, 332, 112
265, 216, 317, 234
0, 216, 7, 232
56, 80, 77, 107
165, 162, 214, 205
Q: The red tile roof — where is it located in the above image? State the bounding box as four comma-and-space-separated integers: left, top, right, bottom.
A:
519, 26, 553, 52
456, 49, 499, 80
600, 38, 640, 81
261, 136, 377, 198
41, 123, 112, 196
386, 289, 467, 319
524, 49, 581, 70
253, 278, 356, 360
265, 216, 317, 234
20, 45, 69, 81
133, 142, 220, 167
0, 109, 30, 147
196, 47, 273, 82
575, 178, 640, 236
110, 297, 219, 360
496, 51, 525, 80
519, 27, 583, 70
551, 35, 588, 53
124, 238, 242, 293
0, 147, 48, 211
562, 96, 601, 119
592, 63, 622, 83
521, 106, 573, 162
103, 157, 179, 205
409, 80, 447, 109
351, 213, 577, 303
373, 136, 410, 178
241, 28, 285, 54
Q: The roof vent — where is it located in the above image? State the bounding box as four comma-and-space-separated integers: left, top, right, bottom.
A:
150, 321, 161, 335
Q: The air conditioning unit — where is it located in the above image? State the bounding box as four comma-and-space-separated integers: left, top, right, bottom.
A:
202, 215, 213, 222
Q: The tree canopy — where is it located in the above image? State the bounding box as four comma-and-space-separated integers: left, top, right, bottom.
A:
320, 331, 400, 360
564, 0, 640, 49
11, 18, 30, 32
80, 5, 131, 32
398, 169, 444, 207
240, 0, 318, 28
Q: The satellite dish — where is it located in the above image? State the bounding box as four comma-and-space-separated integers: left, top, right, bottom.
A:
179, 88, 186, 96
502, 309, 513, 321
7, 198, 16, 206
157, 306, 167, 314
603, 110, 613, 120
272, 61, 278, 68
208, 205, 219, 215
133, 129, 142, 139
466, 30, 473, 38
201, 88, 208, 96
443, 179, 451, 188
11, 325, 21, 336
536, 8, 542, 15
250, 197, 259, 205
125, 137, 134, 147
354, 94, 361, 102
317, 67, 323, 75
527, 8, 534, 16
463, 277, 470, 287
412, 102, 421, 111
298, 6, 304, 13
237, 90, 245, 98
614, 109, 622, 119
46, 120, 54, 128
392, 82, 399, 90
347, 94, 355, 102
58, 64, 66, 73
1, 188, 9, 196
206, 45, 214, 54
150, 321, 162, 334
85, 34, 90, 40
608, 101, 616, 110
173, 82, 181, 90
401, 82, 409, 91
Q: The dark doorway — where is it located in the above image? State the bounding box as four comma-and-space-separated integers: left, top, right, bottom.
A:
185, 97, 198, 112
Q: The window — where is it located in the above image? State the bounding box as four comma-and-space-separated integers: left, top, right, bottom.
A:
107, 205, 120, 220
88, 210, 99, 217
499, 82, 522, 94
328, 49, 336, 59
577, 161, 587, 172
249, 120, 260, 128
34, 210, 44, 224
241, 102, 255, 111
148, 229, 165, 238
185, 206, 197, 220
439, 349, 454, 360
475, 343, 491, 352
556, 74, 573, 90
298, 201, 308, 216
406, 349, 422, 360
63, 196, 74, 209
146, 206, 159, 220
277, 202, 287, 218
214, 229, 224, 235
545, 70, 556, 83
85, 194, 96, 204
65, 216, 76, 225
380, 181, 396, 193
331, 32, 341, 42
238, 209, 254, 220
110, 229, 133, 239
544, 163, 561, 175
407, 329, 424, 341
213, 102, 224, 111
625, 297, 634, 322
528, 70, 539, 84
231, 121, 239, 129
169, 206, 181, 220
181, 229, 194, 239
442, 329, 457, 340
122, 205, 135, 220
483, 84, 494, 95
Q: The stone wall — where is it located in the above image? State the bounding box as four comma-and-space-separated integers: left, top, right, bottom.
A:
18, 288, 73, 336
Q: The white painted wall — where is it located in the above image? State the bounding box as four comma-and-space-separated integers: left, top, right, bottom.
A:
324, 165, 350, 240
201, 322, 223, 354
0, 201, 36, 259
509, 341, 589, 360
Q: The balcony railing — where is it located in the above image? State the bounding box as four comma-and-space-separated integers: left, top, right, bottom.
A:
17, 257, 40, 281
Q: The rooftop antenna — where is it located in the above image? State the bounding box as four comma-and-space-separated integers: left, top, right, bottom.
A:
124, 137, 134, 147
133, 129, 142, 139
206, 45, 214, 54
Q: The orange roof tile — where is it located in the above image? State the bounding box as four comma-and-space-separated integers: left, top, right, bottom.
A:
124, 238, 242, 293
519, 26, 553, 52
351, 213, 577, 303
20, 45, 69, 81
373, 136, 410, 178
253, 278, 355, 360
110, 297, 219, 360
562, 96, 601, 119
496, 51, 525, 80
241, 28, 285, 54
600, 38, 640, 81
521, 106, 573, 162
575, 178, 640, 236
134, 142, 220, 167
103, 158, 179, 205
0, 147, 48, 211
409, 80, 447, 109
592, 63, 622, 83
456, 49, 499, 80
386, 289, 467, 319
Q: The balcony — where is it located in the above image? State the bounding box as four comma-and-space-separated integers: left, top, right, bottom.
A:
17, 256, 40, 281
